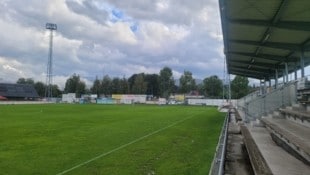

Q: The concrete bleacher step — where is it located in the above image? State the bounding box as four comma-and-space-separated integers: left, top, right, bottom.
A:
243, 125, 310, 175
261, 117, 310, 165
265, 110, 283, 119
279, 108, 310, 128
290, 103, 308, 112
240, 125, 272, 175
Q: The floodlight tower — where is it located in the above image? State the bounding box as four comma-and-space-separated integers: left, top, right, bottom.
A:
45, 23, 57, 100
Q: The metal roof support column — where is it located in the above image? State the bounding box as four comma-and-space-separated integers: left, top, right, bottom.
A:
300, 51, 305, 78
285, 62, 289, 83
260, 79, 266, 95
228, 74, 231, 101
294, 62, 298, 80
264, 78, 267, 115
264, 79, 267, 94
275, 69, 278, 89
283, 70, 286, 83
260, 80, 263, 94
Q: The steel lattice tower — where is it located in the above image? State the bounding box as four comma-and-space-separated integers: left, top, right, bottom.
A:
45, 23, 57, 100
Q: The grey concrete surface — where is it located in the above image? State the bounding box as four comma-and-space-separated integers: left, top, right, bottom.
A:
249, 126, 310, 175
224, 112, 254, 175
263, 117, 310, 150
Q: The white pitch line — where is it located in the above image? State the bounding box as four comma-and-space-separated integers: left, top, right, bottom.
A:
56, 112, 200, 175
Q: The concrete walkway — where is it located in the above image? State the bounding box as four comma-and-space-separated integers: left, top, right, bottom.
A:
225, 113, 253, 175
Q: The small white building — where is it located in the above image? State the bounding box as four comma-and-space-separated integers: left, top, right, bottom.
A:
62, 93, 77, 103
120, 95, 147, 104
112, 94, 147, 104
158, 98, 167, 105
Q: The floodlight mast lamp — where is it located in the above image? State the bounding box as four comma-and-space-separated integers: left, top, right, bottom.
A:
45, 23, 57, 101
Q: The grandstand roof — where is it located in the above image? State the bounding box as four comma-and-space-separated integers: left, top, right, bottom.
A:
219, 0, 310, 80
0, 83, 39, 98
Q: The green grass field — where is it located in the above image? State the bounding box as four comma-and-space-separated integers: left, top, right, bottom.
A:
0, 104, 225, 175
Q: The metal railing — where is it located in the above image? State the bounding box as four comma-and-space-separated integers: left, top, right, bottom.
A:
209, 112, 229, 175
237, 80, 298, 121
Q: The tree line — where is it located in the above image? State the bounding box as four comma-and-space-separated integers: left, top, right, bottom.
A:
16, 66, 251, 99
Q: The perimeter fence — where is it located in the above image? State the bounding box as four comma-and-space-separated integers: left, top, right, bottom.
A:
208, 112, 229, 175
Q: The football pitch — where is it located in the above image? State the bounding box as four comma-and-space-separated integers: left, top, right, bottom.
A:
0, 104, 225, 175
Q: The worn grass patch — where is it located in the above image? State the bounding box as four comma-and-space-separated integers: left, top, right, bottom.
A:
0, 104, 225, 175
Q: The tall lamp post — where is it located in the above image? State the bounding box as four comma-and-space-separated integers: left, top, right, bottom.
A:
45, 23, 57, 101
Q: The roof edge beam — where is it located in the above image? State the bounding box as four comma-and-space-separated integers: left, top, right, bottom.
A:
232, 65, 272, 72
229, 51, 296, 62
229, 19, 310, 32
229, 69, 267, 79
230, 67, 271, 76
229, 39, 301, 52
229, 71, 263, 79
228, 60, 285, 69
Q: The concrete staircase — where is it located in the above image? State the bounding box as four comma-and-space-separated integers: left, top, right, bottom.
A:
238, 103, 310, 175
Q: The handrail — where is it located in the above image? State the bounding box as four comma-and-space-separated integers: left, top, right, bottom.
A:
237, 80, 298, 121
209, 112, 229, 175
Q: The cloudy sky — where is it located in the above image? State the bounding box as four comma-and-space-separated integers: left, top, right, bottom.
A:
0, 0, 225, 89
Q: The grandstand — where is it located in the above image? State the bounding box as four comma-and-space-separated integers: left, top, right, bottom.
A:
209, 0, 310, 174
0, 83, 39, 100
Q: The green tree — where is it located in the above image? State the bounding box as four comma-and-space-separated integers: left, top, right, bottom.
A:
76, 81, 86, 97
51, 85, 62, 97
131, 74, 147, 94
159, 67, 175, 99
231, 75, 249, 99
179, 70, 196, 93
91, 78, 101, 96
120, 77, 129, 94
144, 74, 159, 96
16, 78, 34, 85
203, 75, 223, 98
64, 74, 86, 98
128, 74, 138, 93
197, 83, 204, 95
111, 77, 121, 94
101, 75, 112, 96
34, 81, 45, 97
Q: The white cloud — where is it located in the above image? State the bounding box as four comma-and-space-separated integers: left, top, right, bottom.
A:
172, 70, 183, 79
108, 22, 137, 45
156, 0, 170, 12
0, 56, 36, 82
0, 18, 46, 57
3, 64, 23, 76
0, 0, 226, 88
198, 7, 211, 23
52, 75, 69, 90
134, 22, 190, 55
